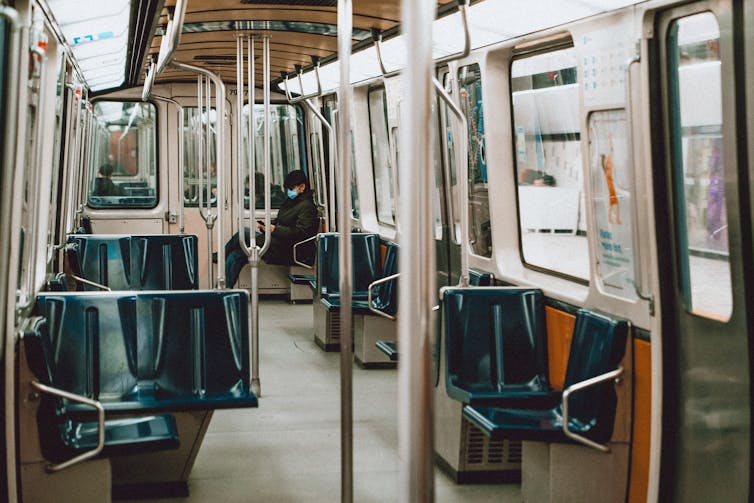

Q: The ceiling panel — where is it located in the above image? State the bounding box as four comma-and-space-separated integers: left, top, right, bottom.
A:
146, 0, 457, 88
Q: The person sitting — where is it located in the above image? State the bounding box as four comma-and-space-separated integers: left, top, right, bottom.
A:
224, 170, 318, 288
92, 164, 125, 197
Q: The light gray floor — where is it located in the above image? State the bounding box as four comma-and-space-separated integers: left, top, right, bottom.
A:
123, 299, 520, 502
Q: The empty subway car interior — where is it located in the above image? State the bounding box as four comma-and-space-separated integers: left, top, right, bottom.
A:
0, 0, 752, 501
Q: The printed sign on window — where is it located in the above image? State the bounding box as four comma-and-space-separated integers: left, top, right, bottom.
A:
589, 110, 638, 300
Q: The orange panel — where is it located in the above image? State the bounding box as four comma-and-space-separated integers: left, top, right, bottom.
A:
380, 243, 387, 268
545, 306, 575, 391
628, 339, 651, 503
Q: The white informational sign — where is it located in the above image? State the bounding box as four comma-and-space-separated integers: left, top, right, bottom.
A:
589, 110, 638, 300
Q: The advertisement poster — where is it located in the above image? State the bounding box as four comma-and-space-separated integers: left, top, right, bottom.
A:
589, 110, 637, 300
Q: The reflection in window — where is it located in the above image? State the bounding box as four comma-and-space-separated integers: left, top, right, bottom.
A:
458, 64, 492, 257
240, 103, 306, 209
511, 47, 588, 280
669, 12, 731, 320
368, 87, 395, 226
87, 101, 157, 208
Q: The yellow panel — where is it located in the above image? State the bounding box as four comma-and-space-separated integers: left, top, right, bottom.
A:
628, 339, 651, 503
545, 306, 575, 391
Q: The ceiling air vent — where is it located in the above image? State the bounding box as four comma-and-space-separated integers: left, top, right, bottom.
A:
240, 0, 337, 6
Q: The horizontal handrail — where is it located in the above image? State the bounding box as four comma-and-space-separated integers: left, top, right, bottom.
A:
30, 381, 105, 472
561, 366, 624, 453
372, 0, 471, 80
68, 274, 111, 291
155, 0, 187, 75
142, 59, 156, 101
292, 234, 318, 269
283, 59, 323, 104
367, 272, 400, 320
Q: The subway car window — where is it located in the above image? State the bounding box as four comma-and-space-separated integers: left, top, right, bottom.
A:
668, 12, 731, 320
240, 103, 306, 209
324, 98, 360, 219
511, 47, 588, 280
88, 101, 158, 209
458, 64, 492, 257
368, 86, 395, 226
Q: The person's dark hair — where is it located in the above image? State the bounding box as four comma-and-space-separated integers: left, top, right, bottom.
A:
283, 170, 309, 190
99, 164, 114, 177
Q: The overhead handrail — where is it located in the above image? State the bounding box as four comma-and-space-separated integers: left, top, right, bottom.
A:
337, 1, 354, 501
282, 58, 323, 104
300, 97, 333, 232
151, 95, 185, 232
433, 76, 469, 287
171, 61, 227, 288
435, 0, 471, 66
155, 0, 187, 75
30, 381, 105, 472
372, 0, 471, 80
561, 366, 624, 452
367, 272, 400, 320
142, 59, 156, 102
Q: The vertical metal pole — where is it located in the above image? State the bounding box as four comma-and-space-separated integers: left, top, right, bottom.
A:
248, 36, 263, 396
337, 1, 353, 501
178, 101, 185, 233
398, 0, 436, 501
215, 64, 227, 289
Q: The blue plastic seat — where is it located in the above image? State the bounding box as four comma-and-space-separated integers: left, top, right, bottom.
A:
32, 290, 258, 414
66, 234, 199, 290
463, 309, 628, 445
24, 317, 180, 464
316, 233, 381, 305
443, 287, 553, 407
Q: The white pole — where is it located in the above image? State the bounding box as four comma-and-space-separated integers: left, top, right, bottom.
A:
398, 0, 436, 501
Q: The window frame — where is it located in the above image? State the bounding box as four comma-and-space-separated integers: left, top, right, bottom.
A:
509, 43, 590, 285
86, 99, 160, 210
367, 85, 396, 227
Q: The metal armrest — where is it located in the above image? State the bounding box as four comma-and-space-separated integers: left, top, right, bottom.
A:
30, 381, 105, 472
68, 274, 111, 291
292, 235, 318, 269
561, 366, 624, 453
367, 273, 400, 320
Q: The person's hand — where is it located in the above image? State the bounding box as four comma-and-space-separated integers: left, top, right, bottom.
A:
269, 224, 275, 233
256, 221, 264, 231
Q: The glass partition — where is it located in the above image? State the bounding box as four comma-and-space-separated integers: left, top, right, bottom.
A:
88, 101, 158, 208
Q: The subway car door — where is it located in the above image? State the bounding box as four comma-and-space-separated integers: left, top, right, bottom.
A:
653, 1, 752, 501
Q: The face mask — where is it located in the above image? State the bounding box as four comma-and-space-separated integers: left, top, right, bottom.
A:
287, 188, 298, 199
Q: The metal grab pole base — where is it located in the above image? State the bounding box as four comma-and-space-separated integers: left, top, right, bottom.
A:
249, 253, 261, 397
205, 218, 216, 288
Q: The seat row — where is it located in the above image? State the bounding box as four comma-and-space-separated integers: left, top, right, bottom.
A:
25, 233, 256, 497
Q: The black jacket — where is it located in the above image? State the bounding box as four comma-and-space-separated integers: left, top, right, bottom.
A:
260, 189, 318, 265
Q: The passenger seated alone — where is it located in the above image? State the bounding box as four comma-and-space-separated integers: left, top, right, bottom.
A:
92, 163, 125, 197
224, 170, 318, 287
